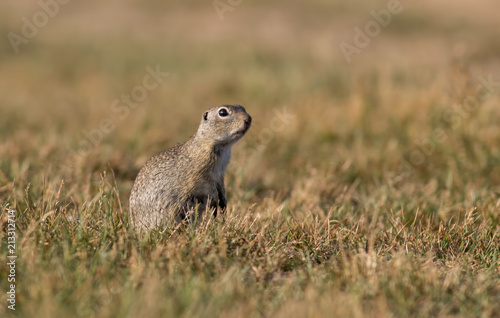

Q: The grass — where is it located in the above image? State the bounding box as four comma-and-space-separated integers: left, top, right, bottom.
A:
1, 1, 500, 317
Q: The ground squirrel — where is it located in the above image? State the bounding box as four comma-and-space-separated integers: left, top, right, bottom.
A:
129, 105, 252, 232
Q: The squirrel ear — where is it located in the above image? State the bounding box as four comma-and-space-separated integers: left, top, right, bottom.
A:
203, 112, 208, 121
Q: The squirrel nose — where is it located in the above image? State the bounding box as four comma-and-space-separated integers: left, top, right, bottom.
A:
244, 116, 252, 125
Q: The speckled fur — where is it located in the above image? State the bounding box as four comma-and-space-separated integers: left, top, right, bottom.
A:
129, 105, 252, 232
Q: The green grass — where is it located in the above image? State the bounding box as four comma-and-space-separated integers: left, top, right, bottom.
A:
1, 1, 500, 317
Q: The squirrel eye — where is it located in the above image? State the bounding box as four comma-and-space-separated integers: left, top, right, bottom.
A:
218, 108, 229, 117
203, 112, 208, 120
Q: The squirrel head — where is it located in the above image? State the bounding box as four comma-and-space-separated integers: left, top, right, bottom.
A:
196, 105, 252, 146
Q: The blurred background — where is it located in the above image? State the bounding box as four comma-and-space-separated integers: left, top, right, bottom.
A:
1, 2, 500, 317
1, 0, 500, 202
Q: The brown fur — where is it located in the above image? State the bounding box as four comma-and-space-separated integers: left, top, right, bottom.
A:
129, 105, 252, 232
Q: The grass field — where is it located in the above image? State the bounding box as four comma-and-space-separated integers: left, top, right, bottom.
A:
1, 1, 500, 317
